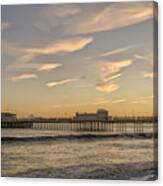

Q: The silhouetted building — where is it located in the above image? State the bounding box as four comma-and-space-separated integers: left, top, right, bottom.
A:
73, 109, 109, 122
1, 112, 17, 122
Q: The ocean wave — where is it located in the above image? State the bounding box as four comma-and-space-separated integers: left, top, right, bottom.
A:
2, 161, 157, 180
1, 133, 156, 143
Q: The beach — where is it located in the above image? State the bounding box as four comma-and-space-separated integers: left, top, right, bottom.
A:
1, 128, 157, 180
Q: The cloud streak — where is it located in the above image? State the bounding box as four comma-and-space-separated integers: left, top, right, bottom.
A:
86, 45, 134, 61
38, 63, 62, 71
8, 61, 62, 73
11, 73, 38, 82
7, 36, 93, 72
46, 78, 79, 88
93, 98, 111, 105
102, 73, 122, 82
99, 46, 135, 58
24, 37, 93, 56
132, 96, 153, 104
143, 72, 154, 78
100, 60, 133, 75
20, 36, 93, 63
134, 52, 153, 64
94, 98, 126, 105
96, 59, 133, 93
96, 82, 119, 93
112, 99, 126, 104
132, 100, 148, 104
99, 59, 133, 84
10, 37, 93, 68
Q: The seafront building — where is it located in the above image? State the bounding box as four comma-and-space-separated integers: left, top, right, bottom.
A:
1, 112, 17, 122
73, 109, 109, 122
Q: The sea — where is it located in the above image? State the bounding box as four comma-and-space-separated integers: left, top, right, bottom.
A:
1, 123, 157, 180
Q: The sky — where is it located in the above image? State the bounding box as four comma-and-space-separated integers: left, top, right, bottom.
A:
1, 2, 157, 118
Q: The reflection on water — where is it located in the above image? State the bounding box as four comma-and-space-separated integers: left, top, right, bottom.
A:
1, 123, 156, 180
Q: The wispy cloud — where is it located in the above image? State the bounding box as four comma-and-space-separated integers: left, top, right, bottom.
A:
96, 82, 119, 93
132, 96, 153, 104
24, 37, 93, 56
38, 63, 62, 71
96, 60, 133, 93
21, 37, 93, 62
134, 52, 153, 64
102, 73, 122, 82
7, 37, 93, 71
6, 37, 93, 70
8, 61, 62, 72
94, 98, 126, 105
35, 2, 152, 35
11, 73, 38, 82
46, 78, 79, 88
86, 45, 134, 61
20, 37, 93, 63
112, 99, 126, 104
52, 102, 90, 108
132, 100, 148, 104
136, 96, 153, 100
99, 60, 133, 83
93, 98, 110, 105
143, 72, 154, 78
100, 60, 133, 75
99, 46, 134, 58
72, 2, 153, 34
94, 96, 152, 105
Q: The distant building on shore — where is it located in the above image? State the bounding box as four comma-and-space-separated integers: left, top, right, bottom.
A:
73, 109, 109, 122
1, 112, 17, 122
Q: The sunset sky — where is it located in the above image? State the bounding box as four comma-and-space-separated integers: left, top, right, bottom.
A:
1, 2, 156, 118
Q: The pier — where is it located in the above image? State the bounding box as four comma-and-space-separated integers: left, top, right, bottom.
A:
1, 109, 157, 134
1, 119, 155, 134
32, 121, 144, 133
1, 120, 33, 128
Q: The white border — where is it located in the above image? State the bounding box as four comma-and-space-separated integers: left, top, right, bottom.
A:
0, 0, 162, 185
0, 0, 158, 5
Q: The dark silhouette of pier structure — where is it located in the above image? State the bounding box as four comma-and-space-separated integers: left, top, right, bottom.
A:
1, 116, 157, 134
